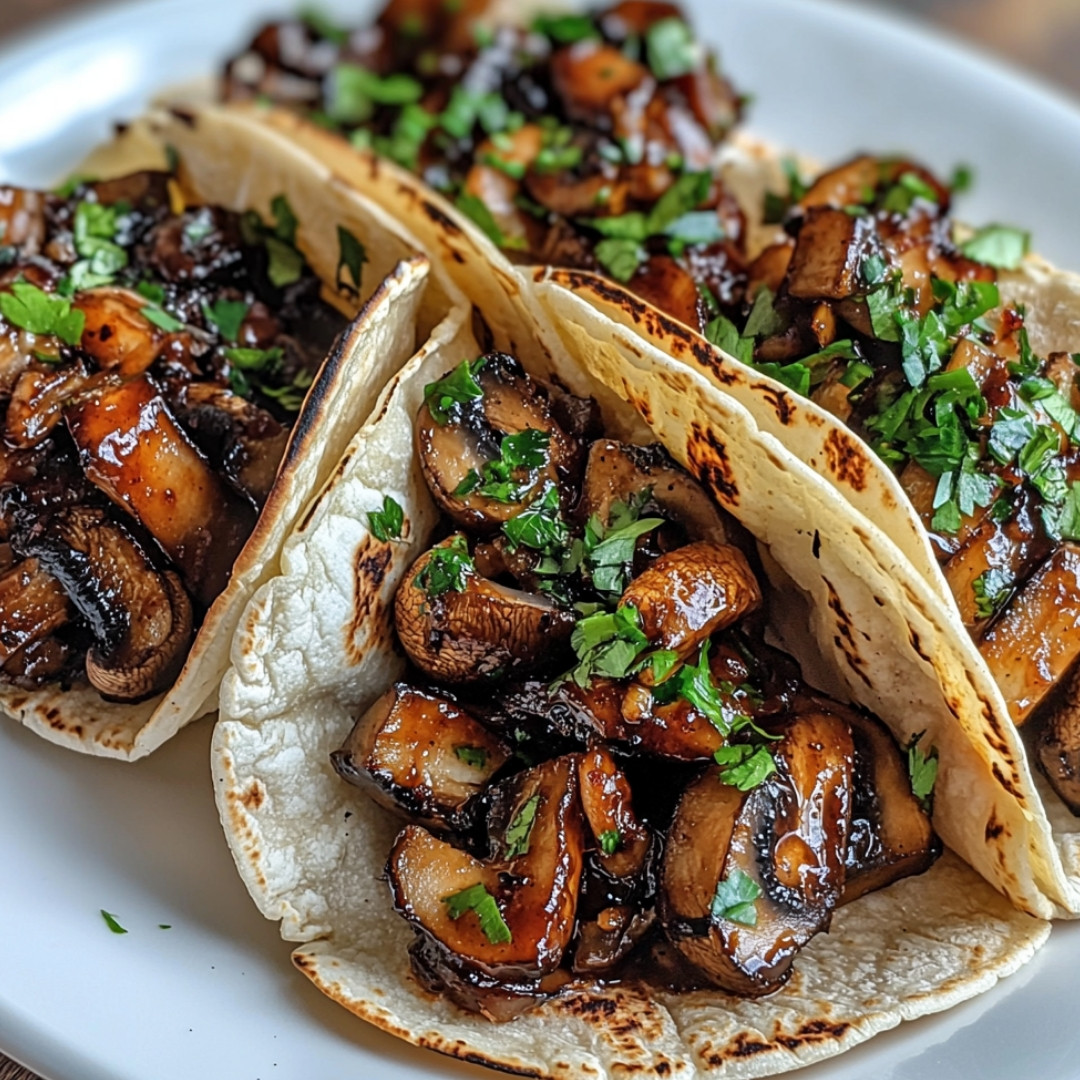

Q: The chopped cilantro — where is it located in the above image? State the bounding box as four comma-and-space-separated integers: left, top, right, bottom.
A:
0, 281, 84, 344
335, 225, 367, 293
455, 745, 489, 769
456, 192, 521, 249
327, 63, 423, 124
599, 829, 621, 856
644, 17, 698, 80
972, 568, 1013, 620
368, 495, 405, 542
580, 494, 664, 597
442, 883, 512, 944
375, 103, 437, 170
504, 794, 541, 859
1045, 481, 1080, 541
713, 742, 777, 791
415, 534, 474, 598
503, 483, 568, 554
949, 164, 974, 194
742, 287, 786, 340
224, 345, 283, 371
563, 604, 651, 688
906, 731, 939, 812
270, 194, 298, 245
141, 304, 185, 332
454, 428, 550, 503
424, 357, 486, 425
531, 13, 598, 42
265, 237, 305, 288
961, 224, 1030, 270
299, 5, 349, 44
710, 868, 761, 926
100, 910, 128, 934
705, 313, 753, 364
69, 199, 128, 289
258, 369, 314, 413
595, 238, 644, 283
202, 298, 248, 342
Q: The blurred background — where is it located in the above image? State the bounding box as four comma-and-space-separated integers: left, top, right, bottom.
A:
2, 0, 1080, 98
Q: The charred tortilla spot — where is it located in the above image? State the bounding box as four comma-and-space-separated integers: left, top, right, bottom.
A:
167, 106, 197, 127
908, 630, 931, 664
986, 813, 1005, 841
348, 537, 393, 665
823, 428, 869, 493
813, 530, 822, 559
240, 779, 265, 810
686, 423, 739, 504
991, 761, 1023, 800
760, 385, 794, 425
422, 200, 461, 234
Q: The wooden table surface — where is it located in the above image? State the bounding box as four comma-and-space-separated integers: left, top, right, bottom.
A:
1, 1, 1078, 1079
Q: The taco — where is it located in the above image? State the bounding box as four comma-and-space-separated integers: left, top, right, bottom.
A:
213, 264, 1051, 1078
0, 104, 468, 758
215, 2, 1080, 915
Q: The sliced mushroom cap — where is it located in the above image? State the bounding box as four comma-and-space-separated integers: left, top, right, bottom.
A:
395, 536, 575, 683
15, 506, 194, 701
1037, 663, 1080, 815
577, 745, 651, 879
840, 706, 940, 903
619, 541, 761, 664
578, 440, 729, 544
786, 206, 878, 301
979, 543, 1080, 724
331, 683, 510, 830
64, 373, 258, 607
0, 557, 72, 668
387, 755, 586, 987
74, 288, 171, 376
5, 361, 93, 449
659, 709, 853, 995
416, 353, 579, 535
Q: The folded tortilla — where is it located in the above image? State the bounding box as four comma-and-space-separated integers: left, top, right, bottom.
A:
0, 105, 471, 759
213, 261, 1049, 1078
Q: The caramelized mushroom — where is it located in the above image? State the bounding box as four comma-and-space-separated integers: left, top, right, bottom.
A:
395, 535, 575, 683
577, 745, 651, 878
786, 207, 877, 301
5, 362, 93, 449
64, 374, 257, 607
331, 684, 510, 829
1037, 664, 1080, 814
659, 709, 853, 995
74, 288, 170, 376
840, 707, 939, 903
0, 557, 72, 668
416, 353, 577, 534
619, 541, 761, 664
388, 755, 586, 1018
577, 440, 729, 544
16, 506, 194, 701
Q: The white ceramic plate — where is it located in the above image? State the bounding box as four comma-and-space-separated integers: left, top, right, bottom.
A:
2, 2, 1080, 1078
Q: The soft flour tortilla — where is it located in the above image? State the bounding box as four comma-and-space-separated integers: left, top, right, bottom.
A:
214, 275, 1049, 1078
0, 105, 471, 759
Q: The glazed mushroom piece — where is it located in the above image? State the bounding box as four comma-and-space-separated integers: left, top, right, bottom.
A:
659, 709, 854, 996
1036, 665, 1080, 814
416, 353, 582, 535
395, 534, 575, 683
65, 374, 258, 607
577, 440, 729, 545
387, 755, 586, 1020
14, 506, 194, 701
0, 558, 73, 675
331, 683, 510, 830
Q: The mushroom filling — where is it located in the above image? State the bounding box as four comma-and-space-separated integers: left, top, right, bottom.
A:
715, 151, 1080, 812
0, 170, 347, 700
332, 350, 941, 1018
222, 1, 750, 333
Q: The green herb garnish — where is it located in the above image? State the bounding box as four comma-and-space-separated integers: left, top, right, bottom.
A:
202, 298, 248, 342
327, 63, 423, 124
336, 226, 367, 293
454, 428, 550, 503
423, 357, 486, 424
645, 16, 698, 80
710, 868, 761, 927
442, 883, 512, 944
368, 495, 405, 542
599, 829, 621, 856
906, 731, 939, 812
0, 281, 84, 344
455, 745, 489, 769
961, 224, 1030, 270
100, 910, 128, 934
504, 794, 541, 859
713, 742, 778, 791
415, 534, 473, 598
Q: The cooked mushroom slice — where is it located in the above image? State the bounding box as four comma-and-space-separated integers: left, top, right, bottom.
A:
331, 684, 509, 830
578, 440, 729, 544
571, 905, 654, 977
2, 634, 78, 688
65, 374, 258, 607
620, 541, 761, 666
0, 186, 46, 254
387, 756, 586, 1016
5, 362, 92, 449
659, 710, 853, 995
416, 353, 577, 534
74, 288, 171, 376
17, 506, 194, 701
0, 557, 72, 668
841, 707, 940, 903
177, 383, 290, 506
1037, 664, 1080, 814
786, 207, 878, 301
577, 745, 651, 878
979, 543, 1080, 724
395, 536, 575, 683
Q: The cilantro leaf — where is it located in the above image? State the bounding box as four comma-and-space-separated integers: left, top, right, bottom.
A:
504, 794, 541, 859
599, 829, 621, 856
224, 345, 283, 371
595, 237, 644, 283
972, 568, 1013, 620
0, 281, 85, 344
713, 742, 777, 791
202, 298, 248, 342
961, 224, 1030, 270
705, 314, 753, 364
336, 226, 367, 293
531, 13, 598, 43
710, 868, 761, 926
503, 484, 568, 554
645, 16, 699, 80
141, 304, 185, 332
455, 428, 550, 503
424, 357, 486, 425
906, 731, 939, 812
415, 534, 474, 598
100, 909, 128, 934
327, 63, 423, 124
455, 745, 488, 769
564, 604, 650, 688
441, 883, 512, 944
368, 495, 405, 542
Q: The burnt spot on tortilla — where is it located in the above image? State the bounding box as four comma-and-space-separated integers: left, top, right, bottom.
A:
772, 1019, 852, 1051
991, 761, 1024, 801
421, 200, 462, 235
625, 387, 655, 426
907, 630, 932, 664
348, 537, 394, 664
823, 428, 869, 493
167, 105, 197, 127
812, 530, 821, 559
472, 308, 496, 353
240, 779, 266, 811
823, 578, 873, 687
985, 813, 1006, 841
686, 423, 739, 504
755, 384, 794, 426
